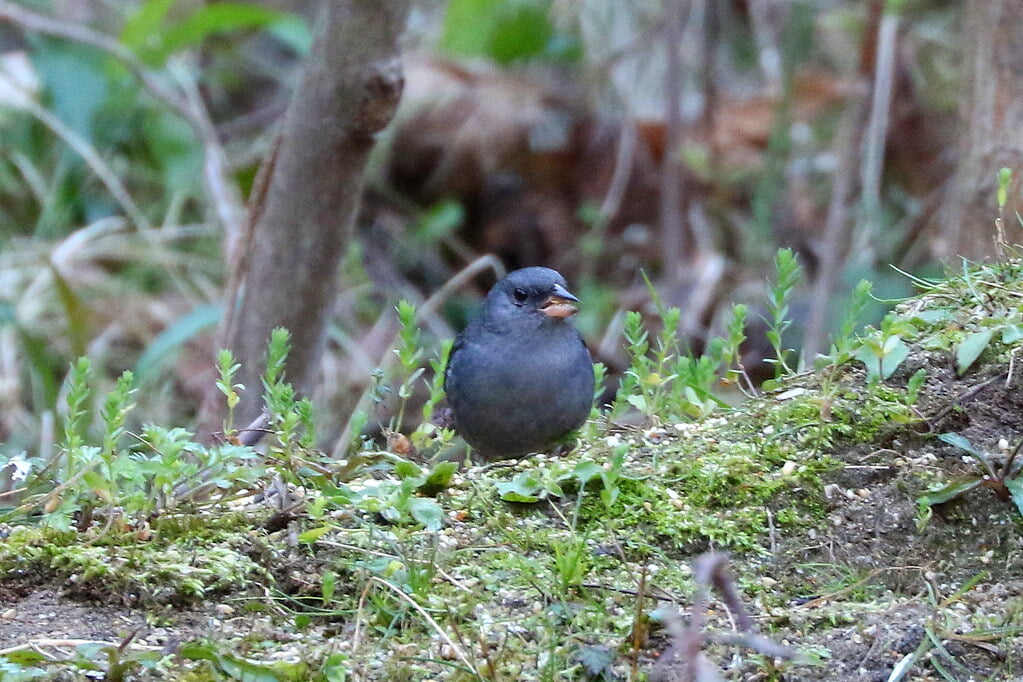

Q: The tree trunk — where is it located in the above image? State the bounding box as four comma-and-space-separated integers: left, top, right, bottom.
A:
209, 0, 409, 431
941, 0, 1023, 260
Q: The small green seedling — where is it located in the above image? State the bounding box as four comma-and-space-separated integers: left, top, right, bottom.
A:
765, 247, 803, 377
854, 313, 913, 383
917, 433, 1023, 529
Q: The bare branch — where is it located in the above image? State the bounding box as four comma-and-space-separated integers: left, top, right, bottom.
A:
222, 0, 411, 428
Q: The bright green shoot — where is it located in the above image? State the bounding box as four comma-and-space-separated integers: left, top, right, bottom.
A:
765, 248, 803, 377
215, 349, 243, 438
393, 299, 425, 431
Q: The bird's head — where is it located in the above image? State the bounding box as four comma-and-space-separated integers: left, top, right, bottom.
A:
486, 267, 580, 323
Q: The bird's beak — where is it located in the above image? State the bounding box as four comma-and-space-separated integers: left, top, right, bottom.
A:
541, 283, 579, 318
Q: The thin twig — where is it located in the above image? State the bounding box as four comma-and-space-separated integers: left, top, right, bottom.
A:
580, 119, 637, 286
860, 10, 899, 223
1000, 436, 1023, 479
0, 639, 163, 657
630, 565, 648, 681
167, 58, 245, 240
221, 134, 281, 352
766, 506, 777, 555
699, 554, 754, 633
364, 577, 479, 676
350, 577, 374, 659
24, 100, 149, 229
1006, 346, 1020, 388
924, 371, 1006, 428
793, 566, 925, 610
747, 0, 783, 90
802, 0, 884, 359
658, 0, 688, 283
652, 553, 794, 682
580, 581, 678, 602
237, 411, 272, 448
3, 455, 103, 519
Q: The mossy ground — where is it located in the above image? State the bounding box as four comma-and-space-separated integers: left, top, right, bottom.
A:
3, 263, 1023, 680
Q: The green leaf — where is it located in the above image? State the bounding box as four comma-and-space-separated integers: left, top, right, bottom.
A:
574, 644, 615, 678
441, 0, 502, 56
142, 108, 203, 194
1002, 324, 1023, 344
417, 200, 464, 242
910, 309, 952, 324
407, 497, 443, 530
496, 471, 543, 503
393, 460, 422, 480
266, 14, 312, 56
321, 570, 336, 603
124, 0, 287, 65
600, 485, 619, 508
121, 0, 177, 52
82, 469, 112, 503
17, 328, 60, 410
625, 394, 646, 412
441, 0, 559, 64
297, 525, 333, 543
0, 658, 47, 680
159, 3, 286, 60
135, 303, 220, 385
32, 40, 108, 140
486, 4, 553, 64
50, 265, 89, 359
853, 344, 880, 381
917, 478, 984, 507
417, 461, 458, 496
571, 460, 602, 485
178, 642, 306, 681
496, 490, 539, 503
998, 168, 1012, 209
854, 337, 910, 382
956, 329, 993, 375
906, 368, 927, 402
880, 338, 910, 380
1, 648, 49, 667
322, 654, 349, 682
937, 432, 982, 457
1004, 477, 1023, 518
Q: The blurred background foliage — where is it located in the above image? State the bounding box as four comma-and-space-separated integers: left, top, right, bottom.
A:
0, 0, 975, 453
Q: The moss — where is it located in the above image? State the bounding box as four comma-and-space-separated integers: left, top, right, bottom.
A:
7, 260, 1023, 679
0, 521, 271, 606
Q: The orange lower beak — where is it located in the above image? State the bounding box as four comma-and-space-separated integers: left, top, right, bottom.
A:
541, 295, 579, 318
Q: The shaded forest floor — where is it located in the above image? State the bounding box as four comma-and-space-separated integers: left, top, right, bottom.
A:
3, 262, 1023, 681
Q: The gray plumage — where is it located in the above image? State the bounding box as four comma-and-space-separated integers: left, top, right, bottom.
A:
445, 267, 594, 459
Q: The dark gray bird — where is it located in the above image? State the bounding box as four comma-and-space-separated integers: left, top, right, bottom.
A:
445, 267, 594, 459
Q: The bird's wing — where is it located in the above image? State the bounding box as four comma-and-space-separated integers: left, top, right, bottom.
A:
443, 332, 467, 394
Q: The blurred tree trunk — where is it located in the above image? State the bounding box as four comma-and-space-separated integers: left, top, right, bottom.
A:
203, 0, 409, 434
941, 0, 1023, 259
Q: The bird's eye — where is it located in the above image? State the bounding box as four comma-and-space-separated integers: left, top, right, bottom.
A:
512, 288, 528, 304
